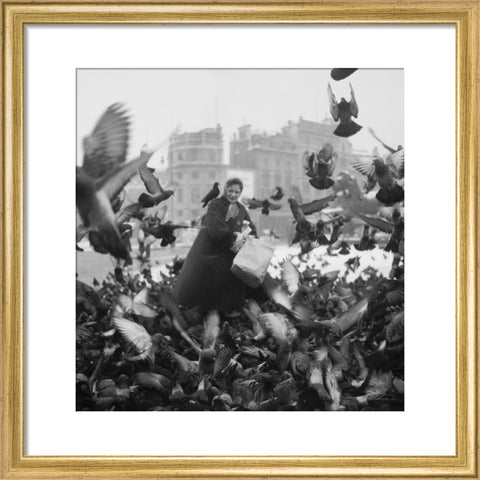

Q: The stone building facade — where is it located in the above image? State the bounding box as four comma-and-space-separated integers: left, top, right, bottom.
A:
229, 117, 354, 237
166, 125, 227, 224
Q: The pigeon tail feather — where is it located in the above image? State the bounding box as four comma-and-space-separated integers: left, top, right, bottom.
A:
309, 177, 335, 190
138, 193, 156, 208
334, 120, 362, 138
376, 185, 404, 206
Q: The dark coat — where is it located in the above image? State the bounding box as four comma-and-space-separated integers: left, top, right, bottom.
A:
173, 196, 257, 312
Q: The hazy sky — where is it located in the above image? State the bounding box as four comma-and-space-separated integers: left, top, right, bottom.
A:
77, 69, 403, 168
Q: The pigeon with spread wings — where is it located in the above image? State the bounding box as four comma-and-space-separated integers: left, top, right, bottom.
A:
357, 213, 404, 253
327, 83, 362, 138
137, 166, 174, 207
351, 156, 404, 205
242, 197, 282, 215
304, 144, 337, 190
141, 220, 190, 247
76, 103, 153, 261
368, 128, 405, 179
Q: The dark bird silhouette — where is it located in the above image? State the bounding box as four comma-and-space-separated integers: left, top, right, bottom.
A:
338, 241, 351, 255
304, 144, 337, 190
351, 157, 404, 205
141, 220, 190, 246
313, 220, 330, 246
328, 83, 362, 138
137, 165, 174, 207
354, 224, 375, 251
88, 202, 144, 256
357, 213, 404, 253
270, 186, 284, 201
329, 216, 344, 244
330, 68, 358, 81
368, 128, 405, 179
287, 197, 310, 234
76, 103, 153, 261
288, 195, 336, 247
201, 182, 220, 207
242, 198, 282, 215
296, 193, 337, 216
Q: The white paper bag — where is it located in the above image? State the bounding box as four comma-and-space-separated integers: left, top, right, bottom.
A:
231, 237, 274, 288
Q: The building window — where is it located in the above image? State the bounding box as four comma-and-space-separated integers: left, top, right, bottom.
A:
177, 209, 183, 217
191, 209, 199, 218
177, 172, 183, 180
192, 171, 199, 179
177, 188, 183, 203
178, 153, 183, 162
191, 188, 199, 202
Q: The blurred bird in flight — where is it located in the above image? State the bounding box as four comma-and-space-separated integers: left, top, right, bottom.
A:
327, 83, 362, 138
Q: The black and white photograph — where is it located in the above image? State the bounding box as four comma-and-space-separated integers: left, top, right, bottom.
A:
76, 68, 404, 412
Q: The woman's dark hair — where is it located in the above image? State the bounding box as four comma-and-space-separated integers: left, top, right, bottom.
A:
225, 177, 244, 191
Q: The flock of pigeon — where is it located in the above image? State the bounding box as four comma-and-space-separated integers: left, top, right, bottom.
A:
76, 68, 404, 411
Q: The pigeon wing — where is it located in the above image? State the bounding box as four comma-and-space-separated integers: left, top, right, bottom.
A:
110, 192, 125, 213
357, 213, 394, 234
332, 297, 368, 333
328, 155, 337, 177
87, 230, 109, 254
76, 224, 89, 243
134, 372, 171, 395
133, 288, 157, 318
260, 313, 288, 344
327, 84, 339, 121
138, 165, 163, 195
82, 103, 130, 179
300, 193, 337, 215
350, 158, 376, 178
303, 152, 316, 177
113, 317, 152, 355
281, 260, 300, 296
243, 198, 263, 209
115, 203, 143, 224
386, 149, 405, 177
102, 150, 152, 201
203, 310, 220, 350
349, 83, 359, 118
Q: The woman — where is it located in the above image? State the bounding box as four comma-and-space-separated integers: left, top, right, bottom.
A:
173, 178, 257, 312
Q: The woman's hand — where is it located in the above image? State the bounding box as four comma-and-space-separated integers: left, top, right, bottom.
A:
230, 232, 245, 253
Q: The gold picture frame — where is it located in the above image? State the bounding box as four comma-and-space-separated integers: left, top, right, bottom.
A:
1, 1, 478, 478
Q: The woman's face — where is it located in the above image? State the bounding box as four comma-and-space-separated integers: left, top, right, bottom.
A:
224, 184, 242, 203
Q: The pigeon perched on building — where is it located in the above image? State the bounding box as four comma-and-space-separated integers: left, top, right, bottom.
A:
327, 83, 362, 138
